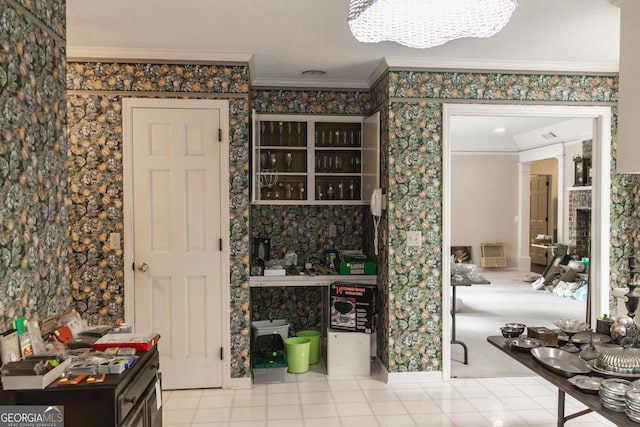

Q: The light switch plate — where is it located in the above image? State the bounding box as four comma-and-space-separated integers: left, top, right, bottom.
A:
328, 224, 337, 237
406, 231, 421, 247
109, 233, 121, 250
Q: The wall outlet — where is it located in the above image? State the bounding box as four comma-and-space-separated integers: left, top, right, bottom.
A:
406, 230, 421, 247
328, 223, 337, 237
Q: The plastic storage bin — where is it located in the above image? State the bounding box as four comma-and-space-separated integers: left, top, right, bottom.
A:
251, 354, 287, 384
251, 319, 290, 344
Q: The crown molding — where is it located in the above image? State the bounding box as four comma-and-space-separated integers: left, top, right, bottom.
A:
383, 56, 619, 74
250, 76, 370, 90
66, 46, 253, 65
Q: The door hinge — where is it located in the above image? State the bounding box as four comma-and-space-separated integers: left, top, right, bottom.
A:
220, 347, 224, 360
218, 128, 222, 142
219, 238, 223, 251
132, 262, 135, 271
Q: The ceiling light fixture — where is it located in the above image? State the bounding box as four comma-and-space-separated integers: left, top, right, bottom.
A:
494, 127, 506, 133
347, 0, 518, 49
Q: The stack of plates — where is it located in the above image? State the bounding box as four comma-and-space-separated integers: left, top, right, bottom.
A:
625, 387, 640, 422
600, 378, 633, 412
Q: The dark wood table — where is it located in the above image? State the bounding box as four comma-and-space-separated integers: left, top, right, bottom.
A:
487, 335, 636, 427
450, 276, 490, 364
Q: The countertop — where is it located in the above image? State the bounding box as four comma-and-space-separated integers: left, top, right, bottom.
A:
249, 274, 377, 287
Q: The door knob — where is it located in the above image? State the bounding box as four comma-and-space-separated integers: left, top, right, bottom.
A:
137, 262, 149, 272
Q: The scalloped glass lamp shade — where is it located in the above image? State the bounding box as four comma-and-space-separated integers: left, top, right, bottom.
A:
347, 0, 518, 49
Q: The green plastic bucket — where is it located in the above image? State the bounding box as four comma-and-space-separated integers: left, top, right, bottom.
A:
284, 337, 311, 373
297, 330, 321, 364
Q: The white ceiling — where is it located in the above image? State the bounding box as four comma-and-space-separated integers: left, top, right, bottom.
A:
66, 0, 620, 89
450, 116, 592, 153
65, 0, 615, 152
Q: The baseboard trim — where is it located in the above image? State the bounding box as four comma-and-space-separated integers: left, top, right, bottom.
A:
387, 370, 443, 383
370, 356, 388, 383
227, 377, 252, 389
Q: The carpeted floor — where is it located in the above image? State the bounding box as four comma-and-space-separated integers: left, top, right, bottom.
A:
450, 269, 587, 378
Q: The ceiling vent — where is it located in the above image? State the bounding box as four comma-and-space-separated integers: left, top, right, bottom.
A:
540, 131, 557, 140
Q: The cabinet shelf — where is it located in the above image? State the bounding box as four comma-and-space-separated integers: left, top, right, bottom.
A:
260, 146, 307, 150
252, 113, 379, 205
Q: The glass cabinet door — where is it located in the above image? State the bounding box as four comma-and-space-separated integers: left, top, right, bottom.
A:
314, 122, 362, 202
255, 120, 308, 202
252, 114, 370, 205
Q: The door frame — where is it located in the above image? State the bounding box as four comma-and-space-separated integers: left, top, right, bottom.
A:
442, 103, 611, 380
122, 97, 231, 387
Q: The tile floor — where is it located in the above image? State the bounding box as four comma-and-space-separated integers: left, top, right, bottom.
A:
161, 270, 615, 426
161, 370, 616, 426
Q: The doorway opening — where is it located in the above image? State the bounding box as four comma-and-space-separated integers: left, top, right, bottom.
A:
442, 104, 611, 379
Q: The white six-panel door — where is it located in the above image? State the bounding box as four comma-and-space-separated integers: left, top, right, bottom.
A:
124, 99, 229, 389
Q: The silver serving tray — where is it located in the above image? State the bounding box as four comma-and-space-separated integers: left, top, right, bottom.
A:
568, 375, 602, 394
571, 332, 612, 344
531, 347, 590, 377
587, 359, 640, 379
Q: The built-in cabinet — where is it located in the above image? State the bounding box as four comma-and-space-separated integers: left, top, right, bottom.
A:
252, 113, 379, 205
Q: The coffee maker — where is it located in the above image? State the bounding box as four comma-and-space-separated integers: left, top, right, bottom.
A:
251, 237, 270, 276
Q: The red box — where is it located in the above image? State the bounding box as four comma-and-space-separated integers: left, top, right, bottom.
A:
91, 333, 160, 351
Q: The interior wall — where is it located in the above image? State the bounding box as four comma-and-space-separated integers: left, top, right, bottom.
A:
451, 154, 519, 267
385, 70, 634, 375
66, 62, 252, 378
0, 0, 69, 329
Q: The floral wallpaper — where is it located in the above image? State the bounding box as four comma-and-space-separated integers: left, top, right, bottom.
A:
387, 101, 444, 372
250, 287, 323, 336
250, 205, 365, 262
0, 0, 69, 329
66, 62, 251, 377
384, 70, 637, 374
14, 0, 65, 37
251, 89, 371, 115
